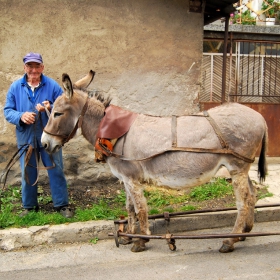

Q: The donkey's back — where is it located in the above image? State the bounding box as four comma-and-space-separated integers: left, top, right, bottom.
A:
110, 102, 267, 188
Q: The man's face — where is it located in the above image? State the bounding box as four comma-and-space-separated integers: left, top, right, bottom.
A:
24, 62, 44, 79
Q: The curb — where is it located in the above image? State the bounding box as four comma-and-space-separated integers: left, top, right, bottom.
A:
1, 206, 280, 251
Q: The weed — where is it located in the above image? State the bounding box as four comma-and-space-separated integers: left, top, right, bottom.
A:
258, 187, 273, 200
75, 199, 126, 221
180, 205, 197, 211
189, 178, 233, 201
144, 188, 189, 208
0, 177, 273, 229
90, 237, 99, 244
149, 208, 161, 215
162, 207, 175, 213
113, 189, 126, 204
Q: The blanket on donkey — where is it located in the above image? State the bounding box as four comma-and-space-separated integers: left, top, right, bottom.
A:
96, 105, 138, 139
95, 105, 138, 162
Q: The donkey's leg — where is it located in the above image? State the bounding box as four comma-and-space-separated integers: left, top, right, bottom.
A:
238, 177, 256, 241
119, 192, 136, 245
124, 179, 150, 252
219, 172, 256, 253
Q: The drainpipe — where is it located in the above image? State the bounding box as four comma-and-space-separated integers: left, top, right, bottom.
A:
221, 14, 230, 103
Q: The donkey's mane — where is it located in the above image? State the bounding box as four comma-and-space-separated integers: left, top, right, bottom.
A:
74, 84, 112, 109
87, 89, 112, 109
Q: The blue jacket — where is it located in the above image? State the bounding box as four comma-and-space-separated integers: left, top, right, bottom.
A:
4, 74, 63, 148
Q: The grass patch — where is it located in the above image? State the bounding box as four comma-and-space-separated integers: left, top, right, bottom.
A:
258, 189, 273, 200
0, 178, 273, 229
189, 178, 234, 201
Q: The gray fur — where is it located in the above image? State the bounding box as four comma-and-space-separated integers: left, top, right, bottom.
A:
42, 71, 268, 253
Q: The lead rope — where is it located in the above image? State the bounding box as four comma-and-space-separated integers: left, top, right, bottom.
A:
0, 106, 55, 189
0, 144, 30, 189
24, 107, 55, 186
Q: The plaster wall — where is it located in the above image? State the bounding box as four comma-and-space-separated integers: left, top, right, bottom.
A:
0, 0, 203, 186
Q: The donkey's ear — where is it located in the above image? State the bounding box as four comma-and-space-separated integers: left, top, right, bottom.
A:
74, 70, 95, 89
62, 73, 73, 99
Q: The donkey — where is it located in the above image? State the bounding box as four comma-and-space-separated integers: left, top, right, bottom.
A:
41, 70, 268, 253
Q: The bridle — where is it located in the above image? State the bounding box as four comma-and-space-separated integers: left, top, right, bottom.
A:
43, 98, 89, 146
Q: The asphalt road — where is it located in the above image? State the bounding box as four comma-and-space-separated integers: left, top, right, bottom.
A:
1, 221, 280, 280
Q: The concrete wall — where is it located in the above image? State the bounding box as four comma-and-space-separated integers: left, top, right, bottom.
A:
0, 0, 203, 186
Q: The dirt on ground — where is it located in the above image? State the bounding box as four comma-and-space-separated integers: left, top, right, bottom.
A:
38, 178, 268, 214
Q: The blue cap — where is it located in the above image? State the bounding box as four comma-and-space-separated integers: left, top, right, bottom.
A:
23, 52, 43, 64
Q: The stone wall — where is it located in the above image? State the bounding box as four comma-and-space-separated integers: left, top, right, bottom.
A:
0, 0, 203, 187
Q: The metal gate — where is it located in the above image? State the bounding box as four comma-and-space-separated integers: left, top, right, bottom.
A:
200, 40, 280, 156
201, 41, 280, 102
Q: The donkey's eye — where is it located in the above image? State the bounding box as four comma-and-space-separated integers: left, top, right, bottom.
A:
54, 112, 64, 118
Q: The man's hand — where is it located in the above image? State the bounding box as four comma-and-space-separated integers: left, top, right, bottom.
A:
36, 100, 51, 112
21, 112, 36, 125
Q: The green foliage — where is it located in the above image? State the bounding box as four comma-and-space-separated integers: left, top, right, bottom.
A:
258, 189, 273, 200
37, 186, 52, 204
262, 0, 279, 17
233, 10, 256, 25
90, 237, 99, 244
144, 190, 169, 207
180, 205, 197, 211
0, 177, 273, 229
75, 200, 126, 221
162, 207, 175, 213
0, 203, 16, 228
149, 208, 160, 215
113, 189, 126, 204
144, 188, 188, 207
189, 178, 234, 201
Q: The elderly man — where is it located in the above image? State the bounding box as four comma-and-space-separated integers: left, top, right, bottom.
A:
4, 52, 73, 218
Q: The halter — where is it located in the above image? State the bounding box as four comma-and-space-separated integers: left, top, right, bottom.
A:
43, 98, 89, 146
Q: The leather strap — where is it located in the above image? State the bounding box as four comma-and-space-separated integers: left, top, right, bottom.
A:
97, 141, 254, 163
24, 145, 55, 186
203, 111, 229, 149
43, 98, 89, 145
0, 144, 29, 189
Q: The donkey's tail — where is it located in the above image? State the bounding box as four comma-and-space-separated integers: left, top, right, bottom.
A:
258, 123, 268, 183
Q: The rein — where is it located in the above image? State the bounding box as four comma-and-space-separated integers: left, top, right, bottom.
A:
43, 98, 89, 146
0, 110, 56, 189
0, 144, 30, 188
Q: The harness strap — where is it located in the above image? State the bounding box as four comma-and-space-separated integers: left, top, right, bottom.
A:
202, 111, 229, 149
96, 141, 254, 163
95, 138, 117, 162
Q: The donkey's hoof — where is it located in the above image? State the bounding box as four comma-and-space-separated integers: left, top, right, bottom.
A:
119, 237, 133, 245
219, 243, 234, 253
131, 240, 146, 253
239, 236, 246, 242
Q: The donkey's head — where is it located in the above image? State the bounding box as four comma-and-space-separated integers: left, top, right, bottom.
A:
41, 70, 95, 153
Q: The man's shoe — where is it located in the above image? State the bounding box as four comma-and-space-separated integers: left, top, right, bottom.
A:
59, 207, 74, 218
19, 207, 39, 217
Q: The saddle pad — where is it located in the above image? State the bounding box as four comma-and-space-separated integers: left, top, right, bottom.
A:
96, 105, 138, 139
